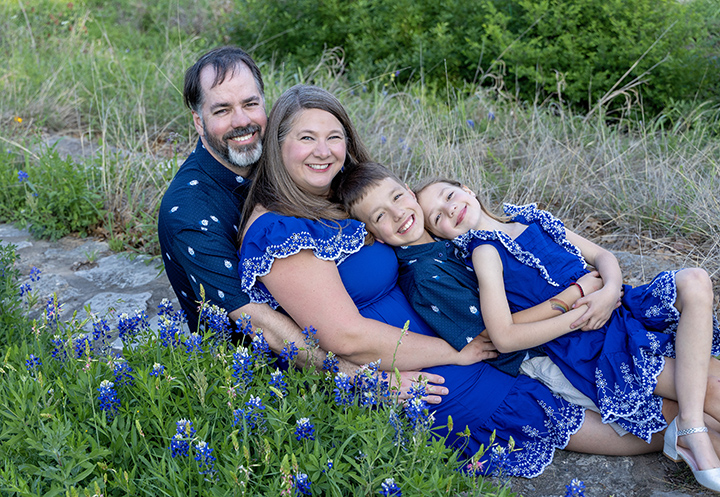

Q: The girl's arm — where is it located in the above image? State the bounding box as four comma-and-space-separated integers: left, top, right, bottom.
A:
565, 229, 623, 330
260, 249, 496, 370
473, 244, 588, 353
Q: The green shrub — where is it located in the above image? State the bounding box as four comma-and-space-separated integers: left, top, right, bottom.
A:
0, 148, 104, 240
232, 0, 719, 114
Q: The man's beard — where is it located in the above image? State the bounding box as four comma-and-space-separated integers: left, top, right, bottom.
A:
204, 122, 262, 168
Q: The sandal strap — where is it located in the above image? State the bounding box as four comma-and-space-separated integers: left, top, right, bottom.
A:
677, 426, 709, 437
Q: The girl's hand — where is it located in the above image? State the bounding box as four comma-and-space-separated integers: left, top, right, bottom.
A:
571, 286, 621, 330
576, 271, 603, 296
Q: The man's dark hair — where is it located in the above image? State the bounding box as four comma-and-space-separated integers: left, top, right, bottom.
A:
335, 161, 404, 216
183, 46, 265, 113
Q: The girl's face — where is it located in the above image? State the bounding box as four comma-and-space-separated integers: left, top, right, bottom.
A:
281, 108, 347, 196
417, 182, 482, 239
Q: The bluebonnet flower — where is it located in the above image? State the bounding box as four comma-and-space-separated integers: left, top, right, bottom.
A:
380, 135, 387, 145
199, 303, 231, 342
149, 362, 165, 377
379, 477, 402, 496
29, 266, 41, 282
357, 361, 389, 407
280, 341, 299, 364
295, 417, 315, 441
19, 283, 31, 297
488, 110, 495, 121
232, 396, 266, 434
118, 310, 149, 343
237, 313, 253, 336
294, 472, 312, 496
158, 315, 181, 348
44, 295, 63, 329
489, 445, 510, 479
269, 369, 287, 398
333, 372, 354, 406
251, 331, 270, 363
50, 335, 66, 362
323, 351, 339, 373
301, 326, 319, 348
565, 479, 586, 497
404, 384, 431, 433
73, 334, 91, 359
17, 170, 29, 182
466, 119, 475, 129
394, 70, 401, 77
157, 298, 175, 318
26, 354, 41, 374
170, 418, 196, 458
112, 360, 135, 388
388, 410, 405, 447
193, 440, 216, 476
232, 346, 254, 388
97, 380, 120, 421
92, 317, 111, 353
184, 332, 204, 357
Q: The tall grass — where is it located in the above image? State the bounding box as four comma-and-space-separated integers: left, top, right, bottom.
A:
0, 1, 718, 302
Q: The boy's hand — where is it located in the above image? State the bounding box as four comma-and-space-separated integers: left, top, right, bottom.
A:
395, 372, 448, 405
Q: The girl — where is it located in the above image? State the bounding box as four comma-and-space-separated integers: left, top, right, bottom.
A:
416, 178, 720, 491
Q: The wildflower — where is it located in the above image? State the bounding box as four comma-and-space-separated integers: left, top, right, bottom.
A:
565, 479, 586, 497
158, 298, 175, 317
184, 332, 204, 357
237, 313, 253, 336
301, 326, 319, 348
251, 331, 270, 363
44, 295, 63, 329
488, 110, 495, 121
92, 317, 111, 353
13, 116, 23, 124
19, 283, 31, 297
404, 384, 431, 433
466, 119, 475, 129
199, 303, 231, 342
379, 477, 402, 496
280, 341, 299, 364
194, 440, 217, 475
26, 354, 41, 375
232, 346, 254, 388
112, 360, 135, 388
357, 361, 388, 407
269, 369, 288, 398
158, 315, 181, 348
73, 334, 91, 359
465, 459, 485, 476
333, 372, 354, 406
489, 445, 510, 479
118, 310, 148, 343
388, 410, 405, 447
394, 70, 401, 77
233, 396, 266, 434
150, 362, 165, 377
323, 351, 339, 373
380, 135, 387, 145
29, 266, 41, 282
294, 472, 312, 496
50, 335, 66, 362
295, 417, 315, 442
97, 380, 120, 421
18, 170, 29, 183
171, 418, 196, 458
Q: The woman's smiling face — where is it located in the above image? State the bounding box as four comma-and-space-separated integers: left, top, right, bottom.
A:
281, 108, 347, 196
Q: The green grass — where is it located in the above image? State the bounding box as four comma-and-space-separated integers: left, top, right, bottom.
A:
0, 0, 718, 301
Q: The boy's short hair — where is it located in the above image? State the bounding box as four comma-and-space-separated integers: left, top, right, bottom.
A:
335, 161, 404, 217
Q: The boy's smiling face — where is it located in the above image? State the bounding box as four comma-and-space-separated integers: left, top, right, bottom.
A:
352, 177, 434, 246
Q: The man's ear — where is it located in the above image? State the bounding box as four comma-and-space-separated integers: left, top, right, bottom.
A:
405, 183, 417, 200
192, 111, 205, 137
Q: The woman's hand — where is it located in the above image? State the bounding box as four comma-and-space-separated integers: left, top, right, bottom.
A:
455, 334, 499, 365
395, 371, 448, 405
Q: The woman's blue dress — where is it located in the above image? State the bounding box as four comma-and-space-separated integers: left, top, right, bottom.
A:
454, 203, 720, 442
240, 212, 588, 478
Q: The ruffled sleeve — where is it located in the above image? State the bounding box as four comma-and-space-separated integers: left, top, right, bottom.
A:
239, 213, 367, 307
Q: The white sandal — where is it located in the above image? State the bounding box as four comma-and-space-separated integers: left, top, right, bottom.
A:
664, 417, 720, 493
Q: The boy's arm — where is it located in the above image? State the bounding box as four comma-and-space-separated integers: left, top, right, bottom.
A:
473, 244, 589, 353
565, 229, 623, 330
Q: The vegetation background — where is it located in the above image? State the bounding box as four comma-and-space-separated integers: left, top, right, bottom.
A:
0, 0, 720, 495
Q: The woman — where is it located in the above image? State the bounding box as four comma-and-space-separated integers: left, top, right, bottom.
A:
238, 84, 665, 478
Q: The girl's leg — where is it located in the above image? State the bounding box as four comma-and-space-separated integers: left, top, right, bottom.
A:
565, 410, 662, 455
653, 268, 720, 471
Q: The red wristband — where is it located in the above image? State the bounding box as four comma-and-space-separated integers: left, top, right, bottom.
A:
572, 282, 585, 298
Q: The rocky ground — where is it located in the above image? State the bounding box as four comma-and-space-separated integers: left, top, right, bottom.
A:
2, 222, 714, 497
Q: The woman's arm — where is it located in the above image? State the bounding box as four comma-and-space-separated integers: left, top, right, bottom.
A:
260, 250, 495, 370
565, 229, 623, 330
473, 244, 588, 353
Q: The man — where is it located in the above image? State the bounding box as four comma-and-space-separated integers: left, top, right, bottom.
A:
158, 47, 450, 400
